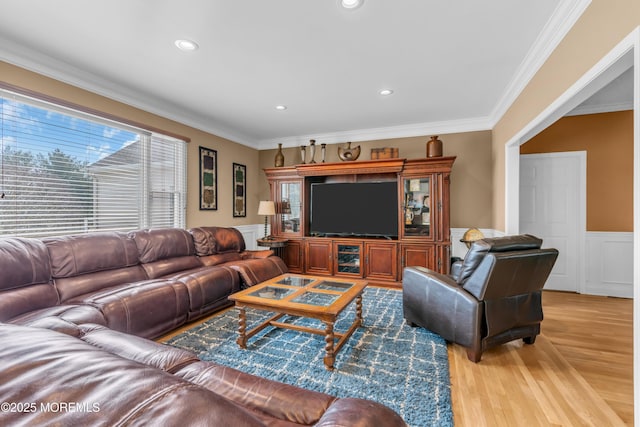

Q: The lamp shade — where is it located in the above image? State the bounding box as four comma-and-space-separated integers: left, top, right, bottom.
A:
258, 201, 276, 216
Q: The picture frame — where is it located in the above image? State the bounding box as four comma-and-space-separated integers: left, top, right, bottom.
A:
232, 162, 247, 217
199, 146, 217, 210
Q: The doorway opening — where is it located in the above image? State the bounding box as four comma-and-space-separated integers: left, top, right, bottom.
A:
504, 28, 639, 424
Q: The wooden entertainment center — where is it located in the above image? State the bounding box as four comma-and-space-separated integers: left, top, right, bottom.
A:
264, 156, 455, 287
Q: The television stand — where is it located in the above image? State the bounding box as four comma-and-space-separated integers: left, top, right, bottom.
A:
264, 157, 455, 287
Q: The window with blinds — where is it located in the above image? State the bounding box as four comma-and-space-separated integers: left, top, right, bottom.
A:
0, 89, 187, 238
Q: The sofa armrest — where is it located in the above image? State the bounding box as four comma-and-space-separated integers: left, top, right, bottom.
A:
18, 316, 82, 337
315, 398, 407, 427
228, 257, 289, 287
175, 361, 337, 425
77, 324, 199, 373
241, 249, 274, 259
176, 361, 406, 426
402, 266, 482, 348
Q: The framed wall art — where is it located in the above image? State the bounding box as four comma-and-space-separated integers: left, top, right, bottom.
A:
232, 162, 247, 217
199, 146, 217, 210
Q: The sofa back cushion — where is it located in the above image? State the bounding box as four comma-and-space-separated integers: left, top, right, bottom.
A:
130, 228, 202, 278
462, 248, 558, 300
0, 237, 59, 321
0, 237, 52, 291
130, 228, 196, 262
189, 226, 246, 256
44, 232, 147, 302
456, 234, 543, 285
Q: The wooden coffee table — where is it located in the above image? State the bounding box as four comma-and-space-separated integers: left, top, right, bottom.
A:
228, 273, 367, 370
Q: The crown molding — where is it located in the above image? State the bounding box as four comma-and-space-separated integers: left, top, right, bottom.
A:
256, 116, 493, 150
488, 0, 592, 127
0, 37, 260, 148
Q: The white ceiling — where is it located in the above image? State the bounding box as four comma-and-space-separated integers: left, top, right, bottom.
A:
567, 67, 634, 116
0, 0, 592, 149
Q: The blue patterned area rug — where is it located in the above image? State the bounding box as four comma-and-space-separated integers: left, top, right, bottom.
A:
167, 287, 453, 427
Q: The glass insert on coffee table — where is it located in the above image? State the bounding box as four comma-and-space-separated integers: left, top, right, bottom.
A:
228, 273, 367, 370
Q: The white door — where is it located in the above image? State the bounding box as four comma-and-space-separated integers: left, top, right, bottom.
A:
519, 152, 586, 292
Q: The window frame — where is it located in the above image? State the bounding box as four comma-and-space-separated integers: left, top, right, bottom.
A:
0, 83, 188, 238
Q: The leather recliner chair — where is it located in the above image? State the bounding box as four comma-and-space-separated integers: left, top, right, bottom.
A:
402, 234, 559, 362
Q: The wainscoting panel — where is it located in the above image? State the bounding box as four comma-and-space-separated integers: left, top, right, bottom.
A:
450, 228, 502, 259
585, 232, 633, 298
234, 224, 264, 251
451, 229, 632, 298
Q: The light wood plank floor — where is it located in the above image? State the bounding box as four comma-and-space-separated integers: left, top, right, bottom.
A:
449, 290, 633, 426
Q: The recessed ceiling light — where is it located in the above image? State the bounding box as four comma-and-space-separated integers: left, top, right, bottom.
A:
174, 39, 199, 51
379, 89, 394, 96
275, 105, 287, 111
340, 0, 364, 10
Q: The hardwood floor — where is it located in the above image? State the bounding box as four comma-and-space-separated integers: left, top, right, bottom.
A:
449, 290, 633, 426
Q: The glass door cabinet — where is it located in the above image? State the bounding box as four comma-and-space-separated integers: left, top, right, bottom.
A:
276, 180, 302, 237
402, 177, 432, 238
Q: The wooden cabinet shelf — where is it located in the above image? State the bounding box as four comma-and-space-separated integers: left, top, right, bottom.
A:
264, 157, 455, 286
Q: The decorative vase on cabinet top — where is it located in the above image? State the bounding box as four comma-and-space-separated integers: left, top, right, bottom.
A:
427, 136, 443, 158
275, 143, 284, 167
338, 142, 361, 161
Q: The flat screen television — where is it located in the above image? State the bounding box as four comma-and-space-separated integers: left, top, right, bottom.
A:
310, 181, 398, 239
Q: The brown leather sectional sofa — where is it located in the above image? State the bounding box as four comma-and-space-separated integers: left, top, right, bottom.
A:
0, 226, 406, 426
0, 319, 405, 426
0, 226, 288, 338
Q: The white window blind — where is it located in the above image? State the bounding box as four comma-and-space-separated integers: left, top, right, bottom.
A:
0, 89, 186, 238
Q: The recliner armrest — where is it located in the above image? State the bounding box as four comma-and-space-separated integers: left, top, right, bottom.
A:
241, 249, 274, 259
77, 324, 199, 373
402, 267, 482, 348
450, 260, 463, 281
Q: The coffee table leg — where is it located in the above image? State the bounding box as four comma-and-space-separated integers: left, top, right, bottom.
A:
356, 293, 363, 326
324, 321, 335, 370
237, 306, 247, 348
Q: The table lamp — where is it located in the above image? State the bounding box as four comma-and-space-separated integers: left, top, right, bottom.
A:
258, 200, 276, 239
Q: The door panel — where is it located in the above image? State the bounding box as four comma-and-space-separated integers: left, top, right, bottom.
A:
283, 240, 303, 273
305, 240, 332, 275
520, 152, 584, 292
365, 242, 397, 281
401, 244, 435, 278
